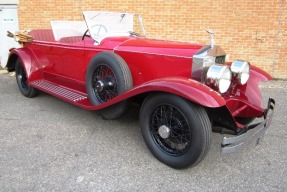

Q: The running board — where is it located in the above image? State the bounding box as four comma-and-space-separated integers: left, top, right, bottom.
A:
31, 80, 88, 102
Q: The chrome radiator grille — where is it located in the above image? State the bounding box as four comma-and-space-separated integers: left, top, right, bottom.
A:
215, 55, 226, 64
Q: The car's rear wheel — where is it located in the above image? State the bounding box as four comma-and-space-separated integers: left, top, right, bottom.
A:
15, 59, 38, 98
140, 93, 211, 169
86, 52, 133, 119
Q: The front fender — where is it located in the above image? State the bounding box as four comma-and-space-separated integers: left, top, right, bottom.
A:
86, 77, 226, 110
135, 77, 226, 107
250, 65, 272, 81
6, 48, 43, 82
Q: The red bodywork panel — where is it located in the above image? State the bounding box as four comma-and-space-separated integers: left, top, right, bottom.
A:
6, 32, 272, 129
223, 64, 272, 118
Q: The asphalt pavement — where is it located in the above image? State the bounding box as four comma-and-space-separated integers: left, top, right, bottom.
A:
0, 72, 286, 192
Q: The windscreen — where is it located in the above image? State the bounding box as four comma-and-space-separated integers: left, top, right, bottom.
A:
51, 21, 86, 41
83, 11, 139, 40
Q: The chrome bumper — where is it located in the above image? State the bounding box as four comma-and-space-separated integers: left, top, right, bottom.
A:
221, 98, 275, 153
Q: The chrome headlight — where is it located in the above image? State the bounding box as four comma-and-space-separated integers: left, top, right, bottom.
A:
206, 64, 232, 93
231, 60, 250, 85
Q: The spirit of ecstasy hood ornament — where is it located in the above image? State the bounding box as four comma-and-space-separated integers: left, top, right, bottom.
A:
206, 29, 215, 48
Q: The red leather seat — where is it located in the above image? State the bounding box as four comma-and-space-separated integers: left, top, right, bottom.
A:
29, 29, 54, 41
59, 36, 82, 43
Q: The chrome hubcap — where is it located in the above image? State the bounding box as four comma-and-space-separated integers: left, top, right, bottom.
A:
95, 80, 105, 92
158, 125, 171, 139
95, 80, 114, 92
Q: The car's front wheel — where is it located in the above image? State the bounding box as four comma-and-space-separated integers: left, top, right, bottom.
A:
140, 93, 211, 169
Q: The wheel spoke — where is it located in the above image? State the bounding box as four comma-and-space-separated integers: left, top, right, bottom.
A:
150, 104, 192, 155
92, 64, 118, 103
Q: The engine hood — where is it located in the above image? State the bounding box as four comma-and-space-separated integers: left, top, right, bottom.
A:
114, 38, 204, 58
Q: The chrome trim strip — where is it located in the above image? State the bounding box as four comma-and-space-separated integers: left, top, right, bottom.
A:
221, 98, 275, 153
113, 38, 135, 52
114, 49, 193, 59
31, 80, 87, 102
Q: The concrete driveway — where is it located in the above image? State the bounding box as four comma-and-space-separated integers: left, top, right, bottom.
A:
0, 73, 286, 192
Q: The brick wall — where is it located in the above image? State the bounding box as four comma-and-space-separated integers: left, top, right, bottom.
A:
18, 0, 287, 78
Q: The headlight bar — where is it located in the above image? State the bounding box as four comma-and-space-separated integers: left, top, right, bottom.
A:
200, 53, 251, 93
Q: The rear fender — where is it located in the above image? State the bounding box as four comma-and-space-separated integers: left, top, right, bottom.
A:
6, 48, 43, 82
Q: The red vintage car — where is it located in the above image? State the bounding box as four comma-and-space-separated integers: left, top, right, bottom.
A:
6, 11, 275, 169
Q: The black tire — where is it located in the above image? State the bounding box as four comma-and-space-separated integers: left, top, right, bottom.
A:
15, 59, 38, 98
100, 101, 130, 120
140, 93, 211, 169
86, 52, 133, 119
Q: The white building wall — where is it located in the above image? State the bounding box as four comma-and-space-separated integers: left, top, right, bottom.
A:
0, 2, 19, 68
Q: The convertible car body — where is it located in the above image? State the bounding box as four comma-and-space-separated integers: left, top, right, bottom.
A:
6, 11, 275, 169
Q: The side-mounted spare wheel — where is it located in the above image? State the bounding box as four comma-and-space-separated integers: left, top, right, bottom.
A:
140, 93, 212, 169
86, 52, 133, 120
15, 59, 38, 98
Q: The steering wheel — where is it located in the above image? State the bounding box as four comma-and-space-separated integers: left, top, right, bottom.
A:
82, 24, 108, 40
91, 24, 108, 36
82, 29, 90, 40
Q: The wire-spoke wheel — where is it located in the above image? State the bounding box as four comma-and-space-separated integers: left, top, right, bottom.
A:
15, 59, 38, 98
150, 104, 192, 156
86, 52, 133, 119
140, 93, 211, 169
92, 64, 118, 103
